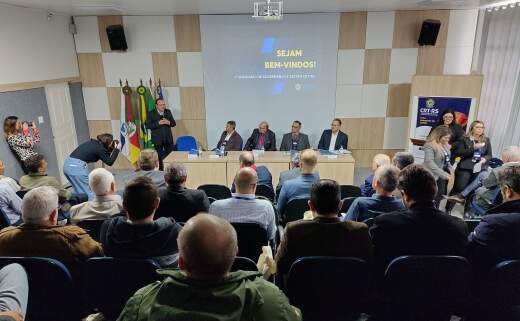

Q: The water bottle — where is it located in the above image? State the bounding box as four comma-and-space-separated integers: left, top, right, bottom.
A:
219, 145, 225, 157
339, 146, 344, 154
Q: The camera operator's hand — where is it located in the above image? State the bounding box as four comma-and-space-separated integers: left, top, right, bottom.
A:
114, 141, 122, 150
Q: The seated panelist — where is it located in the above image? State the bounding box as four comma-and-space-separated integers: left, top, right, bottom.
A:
317, 118, 348, 151
215, 120, 243, 151
244, 121, 276, 151
279, 120, 311, 151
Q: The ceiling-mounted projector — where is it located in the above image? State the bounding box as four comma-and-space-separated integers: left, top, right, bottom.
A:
253, 0, 283, 20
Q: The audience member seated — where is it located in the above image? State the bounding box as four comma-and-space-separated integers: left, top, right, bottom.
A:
360, 154, 391, 197
276, 179, 373, 277
69, 168, 122, 224
466, 163, 520, 272
0, 263, 28, 321
155, 163, 210, 222
123, 149, 166, 189
277, 149, 319, 214
19, 154, 71, 203
369, 164, 468, 277
210, 167, 276, 242
448, 146, 520, 211
276, 153, 319, 200
118, 214, 301, 321
392, 151, 414, 170
343, 165, 404, 222
0, 187, 102, 278
231, 151, 273, 192
100, 176, 182, 267
0, 160, 20, 192
0, 181, 22, 224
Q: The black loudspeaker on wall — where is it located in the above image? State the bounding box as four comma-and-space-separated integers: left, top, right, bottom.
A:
418, 19, 441, 46
106, 25, 128, 51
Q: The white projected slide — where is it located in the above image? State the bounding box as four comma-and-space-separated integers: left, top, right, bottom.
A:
201, 13, 339, 149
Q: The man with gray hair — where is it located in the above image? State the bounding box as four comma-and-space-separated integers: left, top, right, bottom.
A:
343, 165, 405, 222
69, 168, 123, 223
118, 213, 301, 321
210, 167, 276, 242
123, 149, 166, 189
467, 162, 520, 272
0, 186, 102, 278
392, 152, 415, 170
155, 162, 210, 222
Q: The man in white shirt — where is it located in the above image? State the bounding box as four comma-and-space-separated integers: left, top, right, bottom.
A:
317, 118, 348, 151
215, 121, 243, 151
70, 168, 123, 223
209, 167, 276, 241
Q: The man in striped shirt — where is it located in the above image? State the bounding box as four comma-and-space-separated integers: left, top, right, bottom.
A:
209, 167, 276, 242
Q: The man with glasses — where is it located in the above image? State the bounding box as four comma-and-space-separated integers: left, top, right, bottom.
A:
279, 120, 310, 151
244, 121, 276, 151
317, 118, 348, 151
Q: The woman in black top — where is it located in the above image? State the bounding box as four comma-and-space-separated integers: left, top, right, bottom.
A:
63, 133, 121, 196
448, 120, 492, 205
429, 109, 465, 157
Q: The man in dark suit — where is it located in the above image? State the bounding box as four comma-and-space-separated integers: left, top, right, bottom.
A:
370, 164, 468, 277
317, 118, 348, 151
215, 120, 243, 151
155, 162, 210, 222
275, 179, 373, 277
145, 98, 176, 170
466, 163, 520, 272
279, 121, 311, 151
244, 121, 276, 151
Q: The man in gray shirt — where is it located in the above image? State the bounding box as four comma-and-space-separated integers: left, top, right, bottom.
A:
123, 149, 166, 189
209, 167, 276, 242
0, 181, 22, 224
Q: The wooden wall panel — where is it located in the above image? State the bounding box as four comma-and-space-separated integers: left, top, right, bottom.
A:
339, 12, 367, 49
363, 49, 391, 84
98, 16, 123, 52
172, 119, 207, 149
77, 53, 106, 87
387, 84, 411, 117
350, 149, 403, 167
107, 87, 121, 120
180, 87, 205, 120
416, 47, 446, 75
341, 118, 385, 149
152, 52, 179, 86
88, 120, 112, 138
174, 15, 202, 52
393, 11, 423, 48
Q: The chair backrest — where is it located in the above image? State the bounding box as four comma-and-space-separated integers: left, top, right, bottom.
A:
340, 185, 361, 199
340, 196, 357, 213
384, 255, 471, 319
16, 190, 27, 199
0, 207, 11, 229
197, 184, 232, 200
76, 219, 106, 242
231, 256, 258, 272
176, 135, 197, 151
465, 219, 481, 234
0, 257, 76, 321
255, 184, 275, 202
283, 198, 309, 225
287, 256, 370, 321
231, 223, 269, 261
82, 257, 162, 320
362, 217, 375, 227
488, 260, 520, 308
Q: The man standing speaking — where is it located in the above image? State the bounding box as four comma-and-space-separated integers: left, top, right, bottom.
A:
146, 98, 176, 170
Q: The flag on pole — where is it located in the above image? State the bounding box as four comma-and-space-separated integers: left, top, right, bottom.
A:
136, 82, 155, 149
156, 79, 164, 100
120, 82, 140, 164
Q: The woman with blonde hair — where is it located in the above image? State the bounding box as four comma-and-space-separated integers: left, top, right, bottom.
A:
423, 125, 453, 208
448, 120, 492, 205
3, 116, 40, 172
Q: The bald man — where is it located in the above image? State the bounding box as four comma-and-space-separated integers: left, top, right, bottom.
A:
210, 167, 276, 241
231, 151, 272, 191
361, 154, 391, 197
118, 214, 301, 321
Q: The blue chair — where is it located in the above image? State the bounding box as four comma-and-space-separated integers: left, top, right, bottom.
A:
231, 256, 258, 272
176, 135, 197, 151
0, 257, 77, 321
231, 223, 268, 262
76, 218, 107, 242
82, 257, 161, 320
384, 255, 471, 320
197, 184, 232, 200
282, 198, 309, 225
287, 256, 370, 321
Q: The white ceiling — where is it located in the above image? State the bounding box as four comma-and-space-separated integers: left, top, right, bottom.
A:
0, 0, 499, 16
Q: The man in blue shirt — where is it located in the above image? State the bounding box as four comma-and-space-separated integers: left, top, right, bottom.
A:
344, 165, 404, 222
360, 154, 391, 197
277, 149, 319, 214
